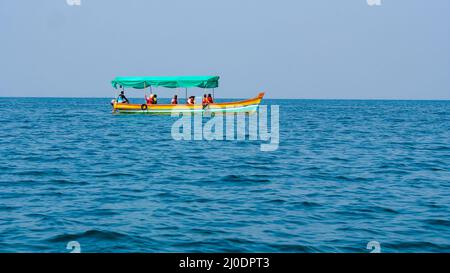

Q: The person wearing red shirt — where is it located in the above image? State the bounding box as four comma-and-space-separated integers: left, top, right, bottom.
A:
145, 94, 154, 105
207, 94, 214, 103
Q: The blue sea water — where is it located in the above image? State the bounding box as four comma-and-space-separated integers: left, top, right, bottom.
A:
0, 98, 449, 253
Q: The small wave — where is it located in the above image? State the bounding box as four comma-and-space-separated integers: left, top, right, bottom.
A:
49, 179, 88, 185
189, 228, 217, 236
426, 145, 450, 151
91, 172, 138, 178
89, 208, 119, 216
0, 206, 18, 212
334, 175, 353, 182
329, 156, 350, 162
384, 241, 450, 252
221, 174, 271, 183
334, 175, 374, 182
268, 199, 286, 204
423, 219, 450, 228
155, 191, 179, 198
15, 170, 65, 177
356, 206, 399, 214
291, 201, 322, 208
268, 243, 319, 252
48, 229, 129, 243
373, 206, 399, 214
24, 213, 62, 222
163, 176, 188, 181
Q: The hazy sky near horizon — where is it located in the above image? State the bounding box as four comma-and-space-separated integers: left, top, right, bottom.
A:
0, 0, 449, 99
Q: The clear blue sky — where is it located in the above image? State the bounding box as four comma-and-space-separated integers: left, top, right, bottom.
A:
0, 0, 449, 99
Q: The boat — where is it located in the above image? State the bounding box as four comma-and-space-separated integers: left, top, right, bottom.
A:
110, 76, 265, 114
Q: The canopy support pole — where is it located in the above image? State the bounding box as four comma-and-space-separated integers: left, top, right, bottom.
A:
185, 88, 188, 103
212, 88, 215, 100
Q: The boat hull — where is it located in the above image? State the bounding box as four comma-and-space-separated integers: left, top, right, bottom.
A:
112, 92, 265, 114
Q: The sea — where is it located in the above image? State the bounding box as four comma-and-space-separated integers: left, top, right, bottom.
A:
0, 98, 449, 252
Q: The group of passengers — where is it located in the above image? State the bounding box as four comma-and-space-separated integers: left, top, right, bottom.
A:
202, 94, 214, 105
183, 94, 214, 105
145, 94, 158, 105
115, 91, 214, 105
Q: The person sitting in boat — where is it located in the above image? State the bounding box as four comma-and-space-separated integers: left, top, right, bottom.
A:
187, 96, 195, 105
145, 94, 154, 105
207, 94, 214, 103
202, 94, 208, 105
117, 91, 129, 104
152, 94, 158, 104
171, 95, 178, 104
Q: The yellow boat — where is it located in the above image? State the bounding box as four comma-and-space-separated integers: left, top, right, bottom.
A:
111, 76, 265, 114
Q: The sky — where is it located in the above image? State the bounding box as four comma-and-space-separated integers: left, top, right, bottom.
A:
0, 0, 449, 99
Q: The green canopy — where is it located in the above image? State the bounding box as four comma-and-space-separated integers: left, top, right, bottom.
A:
111, 76, 219, 89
